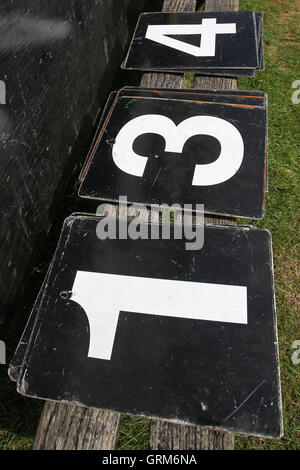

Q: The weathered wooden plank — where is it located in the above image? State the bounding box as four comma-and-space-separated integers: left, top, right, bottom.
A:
162, 0, 197, 12
33, 402, 120, 450
140, 72, 184, 89
150, 421, 234, 450
194, 74, 237, 90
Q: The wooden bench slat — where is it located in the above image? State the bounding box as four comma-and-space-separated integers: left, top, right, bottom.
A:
140, 72, 184, 89
150, 421, 234, 450
162, 0, 197, 12
33, 402, 120, 450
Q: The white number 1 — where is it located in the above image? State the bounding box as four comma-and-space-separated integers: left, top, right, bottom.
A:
70, 271, 247, 360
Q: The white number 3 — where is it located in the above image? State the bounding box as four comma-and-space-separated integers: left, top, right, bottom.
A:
112, 114, 244, 186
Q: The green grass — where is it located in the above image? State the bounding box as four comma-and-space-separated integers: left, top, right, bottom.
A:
234, 0, 300, 451
0, 0, 299, 451
117, 416, 151, 450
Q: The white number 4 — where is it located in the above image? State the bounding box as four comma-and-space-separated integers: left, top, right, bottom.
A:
145, 19, 236, 57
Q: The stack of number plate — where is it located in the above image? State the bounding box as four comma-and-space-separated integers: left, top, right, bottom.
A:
10, 214, 283, 438
122, 11, 264, 78
79, 87, 268, 220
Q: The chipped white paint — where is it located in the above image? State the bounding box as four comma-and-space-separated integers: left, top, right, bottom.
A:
145, 19, 236, 57
70, 271, 247, 361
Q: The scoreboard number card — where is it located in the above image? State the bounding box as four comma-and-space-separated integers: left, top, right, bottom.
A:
79, 94, 268, 219
14, 214, 283, 438
122, 11, 264, 77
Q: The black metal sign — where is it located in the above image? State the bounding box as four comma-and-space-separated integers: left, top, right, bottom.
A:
79, 89, 268, 219
122, 11, 264, 77
11, 214, 283, 438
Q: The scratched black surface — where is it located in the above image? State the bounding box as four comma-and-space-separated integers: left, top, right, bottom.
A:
16, 214, 282, 438
79, 96, 267, 219
8, 271, 49, 383
0, 0, 146, 328
123, 11, 260, 72
193, 12, 264, 77
8, 213, 77, 382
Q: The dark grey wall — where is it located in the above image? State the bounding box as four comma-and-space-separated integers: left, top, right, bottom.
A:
0, 0, 147, 328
